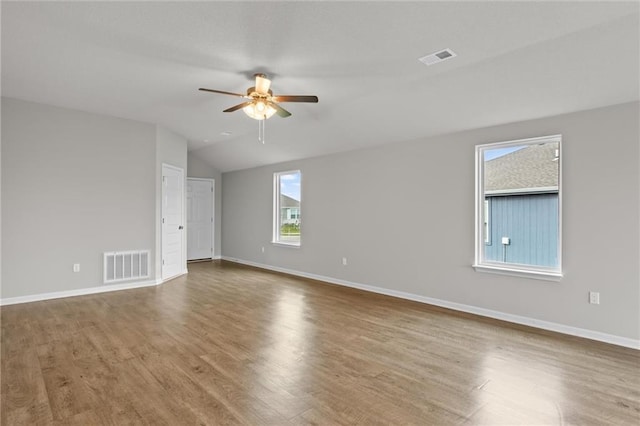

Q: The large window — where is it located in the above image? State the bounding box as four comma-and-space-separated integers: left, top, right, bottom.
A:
273, 170, 301, 246
474, 135, 562, 280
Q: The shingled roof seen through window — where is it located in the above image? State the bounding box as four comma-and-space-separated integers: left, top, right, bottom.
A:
484, 143, 559, 194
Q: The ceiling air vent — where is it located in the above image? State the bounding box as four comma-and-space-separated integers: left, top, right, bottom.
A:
418, 48, 457, 66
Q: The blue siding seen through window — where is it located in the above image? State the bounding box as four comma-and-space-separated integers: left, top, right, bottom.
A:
485, 193, 558, 267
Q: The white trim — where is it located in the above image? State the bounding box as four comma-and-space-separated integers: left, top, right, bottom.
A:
478, 134, 562, 151
271, 241, 301, 248
0, 278, 162, 306
160, 269, 188, 282
473, 263, 563, 281
0, 269, 190, 306
221, 256, 638, 350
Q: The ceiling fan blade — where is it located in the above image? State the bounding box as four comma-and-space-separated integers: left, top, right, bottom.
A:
199, 88, 249, 98
255, 74, 272, 95
272, 95, 319, 103
223, 101, 253, 113
271, 102, 292, 118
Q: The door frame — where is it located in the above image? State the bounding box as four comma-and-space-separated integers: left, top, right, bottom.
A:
186, 177, 215, 261
161, 163, 186, 280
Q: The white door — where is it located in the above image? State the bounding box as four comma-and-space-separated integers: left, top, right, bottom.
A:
162, 164, 184, 280
187, 178, 214, 260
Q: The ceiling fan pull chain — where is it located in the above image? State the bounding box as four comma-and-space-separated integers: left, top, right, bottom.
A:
258, 118, 265, 144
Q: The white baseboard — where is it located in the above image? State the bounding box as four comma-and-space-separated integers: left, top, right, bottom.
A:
172, 269, 189, 279
0, 278, 163, 306
222, 256, 640, 350
0, 269, 191, 306
187, 256, 221, 262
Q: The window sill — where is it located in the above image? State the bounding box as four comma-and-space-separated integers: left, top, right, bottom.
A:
271, 241, 301, 248
473, 264, 562, 282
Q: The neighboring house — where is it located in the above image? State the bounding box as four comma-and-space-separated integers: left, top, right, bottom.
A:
280, 194, 301, 225
484, 143, 559, 267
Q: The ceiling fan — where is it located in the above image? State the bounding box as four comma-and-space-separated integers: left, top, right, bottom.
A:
199, 73, 318, 120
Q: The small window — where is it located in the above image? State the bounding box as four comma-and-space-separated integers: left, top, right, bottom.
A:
273, 170, 301, 246
474, 135, 562, 280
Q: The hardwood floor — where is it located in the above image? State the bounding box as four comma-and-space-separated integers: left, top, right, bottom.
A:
2, 260, 639, 425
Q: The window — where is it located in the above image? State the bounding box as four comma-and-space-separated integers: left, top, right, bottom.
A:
273, 170, 301, 246
474, 135, 562, 280
289, 208, 300, 220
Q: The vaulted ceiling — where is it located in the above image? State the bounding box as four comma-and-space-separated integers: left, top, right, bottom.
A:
2, 1, 638, 172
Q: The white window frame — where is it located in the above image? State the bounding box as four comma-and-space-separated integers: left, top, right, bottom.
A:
473, 135, 563, 281
273, 170, 302, 247
483, 199, 491, 245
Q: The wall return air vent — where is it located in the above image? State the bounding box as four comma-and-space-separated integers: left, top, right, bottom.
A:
104, 250, 150, 284
418, 48, 457, 66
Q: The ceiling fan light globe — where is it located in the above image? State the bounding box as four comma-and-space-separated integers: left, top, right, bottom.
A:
243, 102, 277, 120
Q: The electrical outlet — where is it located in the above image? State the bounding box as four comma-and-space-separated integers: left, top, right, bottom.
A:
342, 257, 348, 266
589, 291, 600, 305
73, 264, 80, 273
261, 246, 265, 253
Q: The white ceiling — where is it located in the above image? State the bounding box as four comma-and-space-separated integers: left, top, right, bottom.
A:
2, 1, 638, 172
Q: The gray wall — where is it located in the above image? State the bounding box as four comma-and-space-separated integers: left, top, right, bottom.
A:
1, 98, 188, 299
187, 153, 222, 258
1, 98, 157, 298
222, 102, 640, 341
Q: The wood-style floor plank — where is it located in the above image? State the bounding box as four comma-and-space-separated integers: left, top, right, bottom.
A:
2, 260, 639, 425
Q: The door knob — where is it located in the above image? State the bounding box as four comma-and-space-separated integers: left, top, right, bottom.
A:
178, 225, 184, 230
